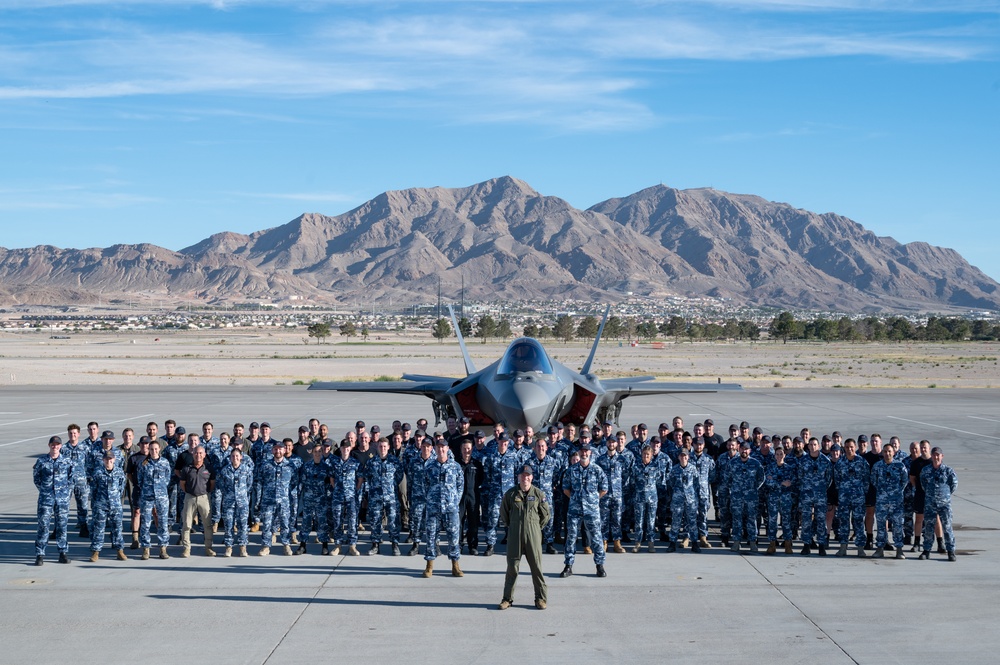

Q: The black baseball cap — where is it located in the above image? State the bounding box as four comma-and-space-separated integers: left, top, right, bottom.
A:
48, 435, 62, 445
101, 430, 115, 439
249, 422, 260, 429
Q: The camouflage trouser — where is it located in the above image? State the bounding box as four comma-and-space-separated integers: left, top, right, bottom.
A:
800, 496, 828, 546
261, 502, 291, 546
35, 498, 70, 556
210, 487, 222, 525
140, 496, 170, 547
695, 494, 711, 538
330, 495, 358, 545
633, 495, 658, 543
222, 494, 249, 547
837, 499, 866, 547
717, 488, 733, 540
70, 477, 90, 529
250, 480, 262, 525
90, 501, 124, 551
484, 492, 503, 546
168, 478, 182, 524
600, 494, 623, 542
790, 490, 800, 537
875, 498, 904, 548
409, 499, 427, 545
731, 491, 759, 543
424, 508, 461, 561
903, 484, 915, 538
298, 495, 329, 544
538, 489, 554, 545
621, 485, 635, 537
369, 494, 399, 544
767, 491, 794, 542
923, 502, 954, 552
564, 507, 605, 566
669, 497, 697, 542
289, 490, 300, 535
656, 486, 672, 532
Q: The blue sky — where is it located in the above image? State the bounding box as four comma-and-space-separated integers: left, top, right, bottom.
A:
2, 1, 998, 282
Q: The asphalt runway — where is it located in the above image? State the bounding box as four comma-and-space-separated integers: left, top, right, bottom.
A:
1, 386, 998, 664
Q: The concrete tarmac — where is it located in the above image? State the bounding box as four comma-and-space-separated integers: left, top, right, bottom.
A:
1, 386, 998, 664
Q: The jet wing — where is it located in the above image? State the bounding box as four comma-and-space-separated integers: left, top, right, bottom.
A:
599, 379, 743, 396
307, 377, 457, 400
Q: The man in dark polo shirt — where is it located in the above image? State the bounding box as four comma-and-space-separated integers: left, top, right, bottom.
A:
179, 438, 216, 557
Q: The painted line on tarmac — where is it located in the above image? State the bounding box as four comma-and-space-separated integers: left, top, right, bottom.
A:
886, 416, 1000, 442
0, 413, 155, 448
0, 414, 68, 428
968, 416, 1000, 424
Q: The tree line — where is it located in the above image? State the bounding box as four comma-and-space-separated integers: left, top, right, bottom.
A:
767, 312, 1000, 343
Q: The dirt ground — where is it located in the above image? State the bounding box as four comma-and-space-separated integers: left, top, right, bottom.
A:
0, 328, 997, 389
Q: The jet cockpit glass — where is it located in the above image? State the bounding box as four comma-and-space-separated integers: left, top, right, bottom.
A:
497, 338, 553, 375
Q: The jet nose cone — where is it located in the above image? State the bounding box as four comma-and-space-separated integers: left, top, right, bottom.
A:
508, 379, 553, 431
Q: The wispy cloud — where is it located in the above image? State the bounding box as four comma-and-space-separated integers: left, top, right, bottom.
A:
226, 190, 355, 203
0, 184, 159, 210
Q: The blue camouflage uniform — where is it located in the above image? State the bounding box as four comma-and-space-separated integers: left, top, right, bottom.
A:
138, 456, 173, 548
89, 462, 127, 553
667, 462, 698, 543
765, 457, 797, 543
631, 459, 661, 544
259, 456, 295, 547
530, 452, 562, 546
654, 451, 673, 536
483, 449, 521, 547
205, 441, 228, 525
834, 455, 871, 548
901, 452, 915, 540
329, 455, 361, 545
424, 457, 465, 561
298, 457, 331, 544
871, 457, 908, 549
564, 461, 609, 566
689, 450, 716, 539
405, 453, 433, 547
365, 454, 403, 546
34, 453, 74, 557
286, 454, 304, 536
712, 452, 738, 542
798, 453, 833, 547
160, 440, 186, 524
217, 459, 253, 547
920, 463, 958, 554
729, 456, 765, 544
595, 449, 627, 543
62, 441, 91, 530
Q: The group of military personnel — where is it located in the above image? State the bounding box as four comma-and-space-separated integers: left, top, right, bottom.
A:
32, 414, 960, 581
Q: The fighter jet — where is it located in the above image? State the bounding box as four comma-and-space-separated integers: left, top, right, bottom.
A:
308, 306, 741, 432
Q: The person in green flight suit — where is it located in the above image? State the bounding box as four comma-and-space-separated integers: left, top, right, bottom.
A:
499, 464, 551, 610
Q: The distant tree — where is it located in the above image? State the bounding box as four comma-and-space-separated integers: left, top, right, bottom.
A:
738, 320, 760, 341
577, 315, 599, 340
722, 319, 740, 339
686, 323, 703, 341
624, 317, 637, 340
770, 311, 797, 344
432, 318, 451, 343
523, 322, 539, 338
476, 315, 497, 344
538, 325, 553, 339
553, 315, 575, 343
458, 317, 473, 338
360, 324, 370, 342
636, 321, 658, 340
703, 322, 724, 339
307, 322, 331, 344
496, 318, 513, 339
339, 321, 357, 339
605, 316, 624, 340
836, 316, 856, 341
664, 315, 687, 339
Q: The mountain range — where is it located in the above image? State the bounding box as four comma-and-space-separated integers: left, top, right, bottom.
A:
1, 176, 997, 312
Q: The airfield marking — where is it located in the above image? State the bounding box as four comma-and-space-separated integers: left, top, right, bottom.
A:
0, 413, 155, 448
744, 558, 860, 665
968, 416, 1000, 424
886, 416, 1000, 442
0, 414, 68, 428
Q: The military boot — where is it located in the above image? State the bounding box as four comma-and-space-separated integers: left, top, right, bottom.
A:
937, 537, 946, 554
391, 543, 401, 556
836, 543, 848, 557
89, 550, 99, 562
631, 542, 641, 554
559, 565, 573, 578
613, 540, 625, 554
116, 549, 127, 561
321, 543, 329, 556
348, 545, 360, 556
205, 547, 216, 557
895, 547, 906, 559
947, 551, 956, 562
238, 546, 247, 557
873, 545, 885, 558
545, 543, 557, 555
681, 537, 690, 548
817, 544, 827, 556
800, 544, 812, 556
130, 532, 140, 550
180, 547, 190, 558
451, 560, 464, 577
865, 533, 873, 550
766, 541, 777, 556
296, 542, 307, 555
408, 543, 419, 556
603, 540, 608, 551
422, 561, 434, 578
750, 541, 759, 554
783, 539, 793, 554
141, 547, 150, 560
666, 542, 677, 553
498, 599, 511, 610
80, 524, 90, 539
283, 544, 293, 556
583, 545, 593, 554
34, 555, 43, 566
58, 552, 70, 563
918, 550, 930, 560
483, 545, 494, 556
535, 599, 546, 610
730, 541, 740, 553
698, 536, 712, 549
223, 547, 232, 557
159, 546, 170, 559
857, 548, 867, 558
330, 545, 341, 556
290, 532, 299, 545
648, 542, 656, 554
596, 564, 607, 578
910, 535, 920, 552
259, 546, 270, 557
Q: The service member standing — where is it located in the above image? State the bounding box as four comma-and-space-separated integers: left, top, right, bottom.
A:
561, 444, 608, 578
88, 452, 128, 562
919, 447, 958, 561
499, 464, 550, 610
33, 436, 74, 565
421, 438, 465, 578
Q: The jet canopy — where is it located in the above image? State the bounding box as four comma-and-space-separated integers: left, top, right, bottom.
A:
497, 338, 553, 375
